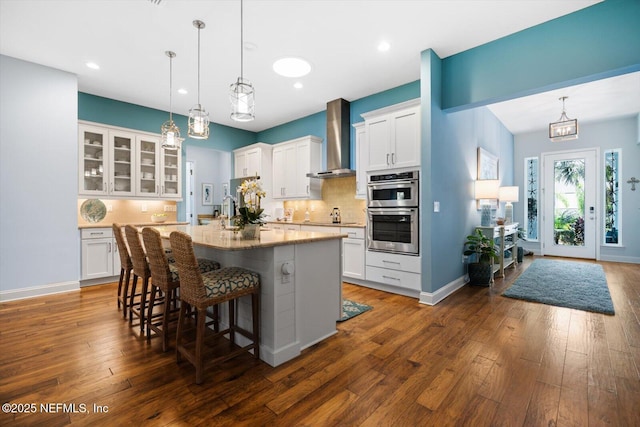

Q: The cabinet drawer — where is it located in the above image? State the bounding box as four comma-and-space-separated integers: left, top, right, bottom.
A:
300, 225, 340, 233
366, 266, 420, 291
340, 227, 364, 239
81, 228, 113, 239
366, 250, 421, 273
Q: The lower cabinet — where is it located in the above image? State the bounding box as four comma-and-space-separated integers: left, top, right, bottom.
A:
365, 250, 421, 292
342, 227, 365, 280
80, 228, 121, 281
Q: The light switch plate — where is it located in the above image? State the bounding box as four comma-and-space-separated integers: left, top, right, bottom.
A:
434, 201, 440, 212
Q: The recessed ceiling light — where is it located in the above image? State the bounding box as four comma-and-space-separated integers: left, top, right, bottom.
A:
377, 41, 390, 52
85, 61, 100, 70
177, 88, 188, 95
273, 57, 311, 78
244, 41, 258, 51
293, 82, 303, 89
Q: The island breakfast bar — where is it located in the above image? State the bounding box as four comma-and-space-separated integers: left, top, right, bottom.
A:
149, 224, 345, 367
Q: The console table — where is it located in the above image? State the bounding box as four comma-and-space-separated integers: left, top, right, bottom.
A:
475, 223, 518, 281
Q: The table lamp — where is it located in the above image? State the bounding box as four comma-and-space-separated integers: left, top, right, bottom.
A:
499, 186, 519, 224
475, 180, 499, 226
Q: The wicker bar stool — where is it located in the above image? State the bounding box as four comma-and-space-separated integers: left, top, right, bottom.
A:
169, 231, 260, 384
124, 224, 155, 334
113, 223, 133, 318
142, 227, 221, 352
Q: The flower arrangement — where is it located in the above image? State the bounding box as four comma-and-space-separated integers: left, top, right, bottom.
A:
233, 178, 266, 228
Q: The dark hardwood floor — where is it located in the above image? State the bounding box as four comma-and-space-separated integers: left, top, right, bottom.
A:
1, 256, 639, 426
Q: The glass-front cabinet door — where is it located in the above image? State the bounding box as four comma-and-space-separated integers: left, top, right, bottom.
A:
136, 135, 160, 196
161, 149, 181, 198
109, 131, 135, 196
79, 124, 108, 195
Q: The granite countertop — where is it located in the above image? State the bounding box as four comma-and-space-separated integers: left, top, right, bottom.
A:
148, 224, 347, 251
267, 220, 365, 228
79, 221, 189, 229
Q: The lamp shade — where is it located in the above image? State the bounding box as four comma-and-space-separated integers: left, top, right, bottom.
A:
499, 186, 519, 203
475, 180, 500, 200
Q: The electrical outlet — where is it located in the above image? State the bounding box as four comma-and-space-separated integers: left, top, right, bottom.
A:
107, 204, 113, 212
141, 204, 148, 213
164, 205, 171, 212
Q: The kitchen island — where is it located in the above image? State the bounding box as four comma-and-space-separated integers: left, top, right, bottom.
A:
149, 224, 345, 367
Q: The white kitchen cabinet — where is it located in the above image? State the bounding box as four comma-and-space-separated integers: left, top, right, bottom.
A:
366, 250, 421, 292
80, 228, 121, 281
300, 225, 340, 233
79, 124, 135, 197
272, 136, 322, 200
361, 99, 420, 171
353, 122, 367, 199
234, 143, 272, 178
79, 121, 182, 200
342, 227, 365, 280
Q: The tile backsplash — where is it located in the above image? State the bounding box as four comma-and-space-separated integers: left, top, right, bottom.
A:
283, 176, 366, 223
78, 199, 177, 226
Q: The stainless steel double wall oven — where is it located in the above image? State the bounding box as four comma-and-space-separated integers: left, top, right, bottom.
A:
367, 170, 419, 255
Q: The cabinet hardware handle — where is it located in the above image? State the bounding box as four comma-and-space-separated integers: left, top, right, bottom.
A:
391, 153, 395, 164
306, 184, 309, 194
386, 153, 390, 165
104, 181, 107, 191
382, 275, 400, 281
108, 242, 111, 252
90, 232, 104, 236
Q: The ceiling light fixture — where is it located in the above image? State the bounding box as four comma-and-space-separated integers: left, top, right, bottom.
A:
86, 62, 100, 70
273, 57, 311, 78
230, 0, 255, 122
188, 20, 209, 139
549, 96, 578, 141
161, 51, 183, 151
293, 82, 303, 89
177, 88, 188, 95
377, 41, 391, 52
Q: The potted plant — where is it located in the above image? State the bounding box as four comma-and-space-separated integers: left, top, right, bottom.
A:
232, 178, 266, 239
464, 229, 499, 286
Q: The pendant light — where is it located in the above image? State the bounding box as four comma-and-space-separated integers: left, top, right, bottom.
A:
549, 96, 578, 142
161, 51, 183, 150
188, 20, 210, 139
230, 0, 255, 122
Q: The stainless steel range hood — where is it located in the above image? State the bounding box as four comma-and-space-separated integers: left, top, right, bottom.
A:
307, 98, 356, 179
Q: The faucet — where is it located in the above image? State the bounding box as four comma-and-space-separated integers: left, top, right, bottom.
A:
221, 194, 237, 228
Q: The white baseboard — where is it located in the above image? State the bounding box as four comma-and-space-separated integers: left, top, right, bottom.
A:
419, 275, 467, 306
0, 280, 80, 302
598, 255, 640, 264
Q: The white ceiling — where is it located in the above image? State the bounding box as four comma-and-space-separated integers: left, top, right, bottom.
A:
2, 0, 633, 135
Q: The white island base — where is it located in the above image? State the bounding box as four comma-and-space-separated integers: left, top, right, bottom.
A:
193, 236, 342, 367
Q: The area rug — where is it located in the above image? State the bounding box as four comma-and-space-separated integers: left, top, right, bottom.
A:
503, 259, 614, 315
339, 299, 372, 322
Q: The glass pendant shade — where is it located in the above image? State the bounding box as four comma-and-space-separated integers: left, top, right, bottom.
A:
230, 78, 255, 122
188, 104, 209, 139
549, 96, 578, 142
161, 50, 183, 150
188, 20, 209, 140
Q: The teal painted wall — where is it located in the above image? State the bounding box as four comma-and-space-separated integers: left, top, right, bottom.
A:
443, 0, 640, 110
78, 93, 256, 152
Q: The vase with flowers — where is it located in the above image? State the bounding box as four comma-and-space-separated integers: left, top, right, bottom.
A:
233, 178, 266, 239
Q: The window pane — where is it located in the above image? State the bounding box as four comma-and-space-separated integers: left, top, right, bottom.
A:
604, 150, 620, 244
524, 157, 539, 241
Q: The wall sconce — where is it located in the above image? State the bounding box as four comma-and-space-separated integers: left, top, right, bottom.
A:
499, 186, 519, 224
475, 179, 499, 226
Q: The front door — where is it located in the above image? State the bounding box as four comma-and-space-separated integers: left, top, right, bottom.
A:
542, 149, 598, 259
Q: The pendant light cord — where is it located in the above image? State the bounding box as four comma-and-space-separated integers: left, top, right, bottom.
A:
169, 53, 173, 121
240, 0, 244, 81
197, 25, 201, 105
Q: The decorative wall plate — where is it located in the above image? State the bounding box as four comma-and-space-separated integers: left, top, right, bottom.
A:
80, 199, 107, 223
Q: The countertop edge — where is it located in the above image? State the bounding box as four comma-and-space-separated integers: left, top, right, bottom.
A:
267, 220, 365, 228
79, 221, 189, 229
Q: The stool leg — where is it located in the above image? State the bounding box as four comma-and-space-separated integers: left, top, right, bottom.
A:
195, 308, 206, 385
117, 268, 124, 310
252, 290, 260, 360
129, 275, 138, 325
161, 289, 171, 352
147, 285, 158, 342
139, 276, 150, 335
121, 268, 131, 319
228, 299, 236, 345
176, 302, 188, 364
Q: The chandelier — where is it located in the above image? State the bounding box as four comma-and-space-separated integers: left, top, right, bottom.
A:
161, 51, 183, 150
230, 0, 255, 122
188, 20, 210, 139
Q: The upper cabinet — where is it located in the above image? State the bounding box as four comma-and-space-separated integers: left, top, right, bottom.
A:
233, 143, 272, 179
353, 122, 367, 199
272, 135, 322, 200
79, 121, 181, 200
361, 99, 420, 171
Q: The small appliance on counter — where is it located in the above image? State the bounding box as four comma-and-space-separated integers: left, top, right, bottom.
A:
284, 208, 294, 222
330, 207, 341, 224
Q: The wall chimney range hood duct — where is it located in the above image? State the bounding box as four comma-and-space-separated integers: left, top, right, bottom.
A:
307, 98, 356, 179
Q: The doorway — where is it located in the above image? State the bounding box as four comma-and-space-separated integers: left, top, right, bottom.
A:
542, 149, 598, 259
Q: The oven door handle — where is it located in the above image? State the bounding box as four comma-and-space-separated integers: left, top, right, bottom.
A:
368, 208, 417, 215
368, 180, 417, 188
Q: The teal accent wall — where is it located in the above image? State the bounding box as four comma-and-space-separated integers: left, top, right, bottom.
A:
256, 111, 325, 144
78, 93, 256, 152
443, 0, 640, 110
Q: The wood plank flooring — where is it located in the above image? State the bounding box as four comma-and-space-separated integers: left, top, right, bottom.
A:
1, 257, 639, 426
